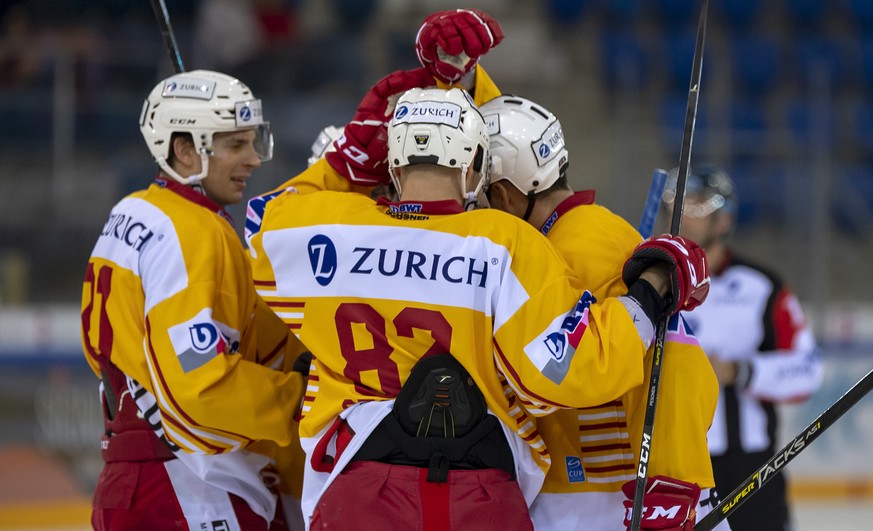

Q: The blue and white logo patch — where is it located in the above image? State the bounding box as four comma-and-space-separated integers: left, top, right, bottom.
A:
234, 99, 264, 127
532, 119, 564, 167
393, 100, 462, 128
162, 77, 215, 100
566, 456, 586, 483
189, 322, 219, 352
308, 234, 337, 286
169, 309, 240, 373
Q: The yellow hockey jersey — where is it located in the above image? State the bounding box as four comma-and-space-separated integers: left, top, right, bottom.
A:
248, 191, 662, 520
528, 192, 719, 528
81, 177, 307, 519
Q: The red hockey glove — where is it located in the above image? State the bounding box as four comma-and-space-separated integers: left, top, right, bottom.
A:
622, 235, 710, 314
621, 476, 701, 530
325, 68, 433, 186
415, 9, 505, 84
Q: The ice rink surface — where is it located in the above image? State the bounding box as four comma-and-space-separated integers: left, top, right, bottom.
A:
794, 501, 873, 531
1, 502, 872, 530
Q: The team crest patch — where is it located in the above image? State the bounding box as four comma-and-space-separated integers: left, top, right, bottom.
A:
566, 456, 586, 483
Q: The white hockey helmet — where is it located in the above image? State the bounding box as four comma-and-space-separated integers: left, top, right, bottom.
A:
479, 95, 569, 195
139, 69, 273, 185
388, 87, 490, 199
307, 125, 344, 167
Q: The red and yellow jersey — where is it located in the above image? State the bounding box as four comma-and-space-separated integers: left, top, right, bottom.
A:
248, 191, 658, 517
81, 178, 307, 454
534, 192, 718, 495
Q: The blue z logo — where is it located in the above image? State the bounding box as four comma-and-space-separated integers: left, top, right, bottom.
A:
308, 235, 337, 286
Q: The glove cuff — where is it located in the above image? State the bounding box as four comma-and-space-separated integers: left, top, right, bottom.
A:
626, 278, 670, 325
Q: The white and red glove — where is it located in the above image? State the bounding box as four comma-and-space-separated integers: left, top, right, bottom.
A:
622, 234, 710, 314
325, 68, 434, 186
622, 476, 701, 530
414, 9, 505, 84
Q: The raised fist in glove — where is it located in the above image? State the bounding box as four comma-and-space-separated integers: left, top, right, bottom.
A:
325, 68, 434, 186
415, 9, 505, 84
622, 476, 701, 530
622, 234, 710, 315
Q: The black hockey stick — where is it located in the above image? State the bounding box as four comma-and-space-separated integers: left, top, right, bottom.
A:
629, 1, 709, 529
695, 368, 873, 531
149, 0, 185, 73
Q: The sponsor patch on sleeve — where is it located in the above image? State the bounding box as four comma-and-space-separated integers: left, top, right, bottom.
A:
168, 309, 240, 372
524, 292, 595, 385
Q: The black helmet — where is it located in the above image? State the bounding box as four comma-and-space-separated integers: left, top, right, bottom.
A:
663, 163, 738, 218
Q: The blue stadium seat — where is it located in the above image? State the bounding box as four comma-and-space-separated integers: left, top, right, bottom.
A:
831, 164, 873, 235
782, 0, 828, 29
858, 37, 873, 89
660, 31, 710, 93
727, 160, 788, 225
789, 36, 856, 90
658, 92, 710, 151
730, 97, 767, 133
713, 0, 762, 28
547, 0, 591, 25
599, 0, 644, 24
848, 99, 873, 151
654, 0, 695, 28
843, 0, 873, 34
599, 30, 650, 90
729, 33, 783, 94
722, 160, 758, 226
783, 95, 837, 146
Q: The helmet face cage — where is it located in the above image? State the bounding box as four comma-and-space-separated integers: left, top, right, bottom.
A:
139, 69, 273, 185
479, 95, 568, 195
663, 164, 739, 218
307, 125, 344, 167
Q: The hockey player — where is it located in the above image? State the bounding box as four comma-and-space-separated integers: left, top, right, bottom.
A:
247, 87, 710, 530
663, 164, 824, 531
81, 69, 309, 530
480, 94, 721, 530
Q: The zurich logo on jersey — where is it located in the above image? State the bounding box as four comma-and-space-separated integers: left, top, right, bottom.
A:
394, 105, 409, 120
189, 323, 220, 353
566, 456, 586, 483
308, 234, 337, 286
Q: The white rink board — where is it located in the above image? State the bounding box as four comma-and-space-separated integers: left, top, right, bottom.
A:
778, 354, 873, 480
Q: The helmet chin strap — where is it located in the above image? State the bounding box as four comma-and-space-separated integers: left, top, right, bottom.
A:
389, 166, 403, 199
157, 153, 210, 186
462, 162, 490, 211
521, 191, 537, 222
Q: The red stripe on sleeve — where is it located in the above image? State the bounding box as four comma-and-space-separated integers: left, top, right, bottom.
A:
772, 289, 802, 350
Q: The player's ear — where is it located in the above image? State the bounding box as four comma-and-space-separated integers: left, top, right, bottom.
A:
488, 180, 511, 207
172, 135, 197, 167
